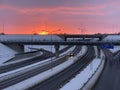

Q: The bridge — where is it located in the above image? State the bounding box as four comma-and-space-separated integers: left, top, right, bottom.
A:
0, 34, 117, 58
0, 34, 119, 45
59, 34, 104, 41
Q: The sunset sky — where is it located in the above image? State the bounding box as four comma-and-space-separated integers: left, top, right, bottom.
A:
0, 0, 120, 34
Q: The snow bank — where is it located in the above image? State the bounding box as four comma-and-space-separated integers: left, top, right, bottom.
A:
60, 58, 102, 90
3, 46, 87, 90
82, 59, 105, 90
0, 46, 76, 81
0, 43, 17, 64
109, 46, 120, 53
60, 47, 105, 90
103, 35, 120, 41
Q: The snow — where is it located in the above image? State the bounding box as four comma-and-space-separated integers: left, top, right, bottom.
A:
109, 46, 120, 53
3, 46, 87, 90
60, 58, 102, 90
102, 35, 120, 53
103, 35, 120, 41
0, 46, 76, 81
0, 43, 17, 64
0, 54, 66, 82
60, 46, 105, 90
82, 50, 105, 90
0, 35, 63, 42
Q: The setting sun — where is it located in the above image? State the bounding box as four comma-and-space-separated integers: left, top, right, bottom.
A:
39, 30, 49, 35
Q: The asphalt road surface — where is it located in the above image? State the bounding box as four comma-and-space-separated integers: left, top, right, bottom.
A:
0, 46, 72, 74
0, 46, 81, 89
93, 50, 120, 90
28, 46, 95, 90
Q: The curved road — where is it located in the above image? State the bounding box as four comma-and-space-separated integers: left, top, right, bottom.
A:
0, 46, 81, 89
0, 46, 72, 74
93, 50, 120, 90
28, 46, 95, 90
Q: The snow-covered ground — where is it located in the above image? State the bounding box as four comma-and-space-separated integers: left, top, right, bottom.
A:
60, 58, 102, 90
1, 34, 120, 90
3, 46, 87, 90
103, 35, 120, 41
0, 43, 17, 64
109, 46, 120, 53
60, 46, 104, 90
0, 46, 76, 82
102, 35, 120, 53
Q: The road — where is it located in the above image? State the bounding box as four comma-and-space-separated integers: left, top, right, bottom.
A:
93, 50, 120, 90
28, 46, 95, 90
0, 46, 72, 74
0, 46, 81, 89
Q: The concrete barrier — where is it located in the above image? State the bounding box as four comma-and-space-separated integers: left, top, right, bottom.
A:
81, 50, 105, 90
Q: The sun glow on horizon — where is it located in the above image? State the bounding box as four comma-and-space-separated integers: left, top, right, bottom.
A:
39, 30, 49, 35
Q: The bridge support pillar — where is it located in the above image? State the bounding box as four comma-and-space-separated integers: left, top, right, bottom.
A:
83, 38, 85, 40
94, 46, 101, 58
54, 45, 60, 58
97, 46, 101, 58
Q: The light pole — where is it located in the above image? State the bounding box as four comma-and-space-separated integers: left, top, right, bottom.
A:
50, 32, 53, 71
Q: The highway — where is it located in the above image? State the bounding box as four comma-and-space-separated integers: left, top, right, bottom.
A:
0, 50, 53, 74
0, 46, 81, 89
28, 46, 95, 90
0, 46, 71, 74
93, 50, 120, 90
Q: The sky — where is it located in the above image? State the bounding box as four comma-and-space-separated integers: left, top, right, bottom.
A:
0, 0, 120, 34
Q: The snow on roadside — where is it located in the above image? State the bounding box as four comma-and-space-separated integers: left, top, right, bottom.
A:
0, 54, 66, 82
103, 35, 120, 41
102, 35, 120, 53
3, 46, 87, 90
60, 46, 105, 90
0, 43, 17, 64
0, 46, 76, 81
109, 46, 120, 53
60, 58, 101, 90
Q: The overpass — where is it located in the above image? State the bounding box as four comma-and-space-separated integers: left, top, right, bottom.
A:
0, 34, 116, 58
0, 34, 119, 45
59, 34, 105, 41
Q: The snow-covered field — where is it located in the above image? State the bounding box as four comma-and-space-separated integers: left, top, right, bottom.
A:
0, 43, 17, 64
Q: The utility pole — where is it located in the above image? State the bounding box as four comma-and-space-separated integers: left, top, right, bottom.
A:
3, 23, 5, 34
